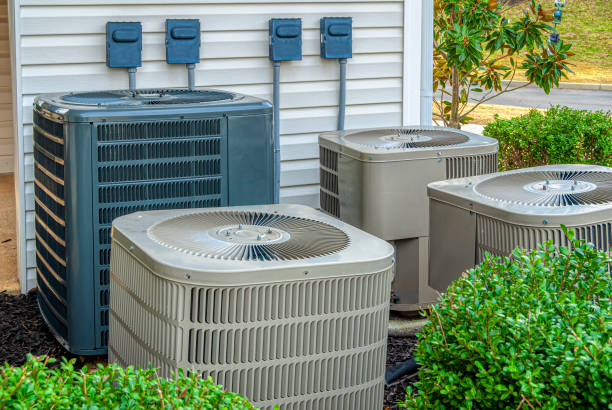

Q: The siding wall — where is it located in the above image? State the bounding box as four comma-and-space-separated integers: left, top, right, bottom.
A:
11, 0, 421, 291
0, 0, 12, 173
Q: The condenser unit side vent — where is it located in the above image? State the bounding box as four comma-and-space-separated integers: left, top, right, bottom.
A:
96, 118, 221, 141
92, 117, 226, 348
34, 109, 68, 342
446, 152, 498, 179
476, 213, 612, 262
319, 146, 340, 217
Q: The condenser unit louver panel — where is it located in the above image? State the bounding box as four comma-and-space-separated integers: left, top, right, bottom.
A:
34, 89, 273, 355
109, 204, 394, 410
319, 146, 340, 218
428, 164, 612, 293
318, 126, 498, 310
445, 153, 499, 179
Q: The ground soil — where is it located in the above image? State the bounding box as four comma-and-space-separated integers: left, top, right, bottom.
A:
384, 336, 419, 409
0, 176, 18, 295
0, 290, 105, 369
0, 290, 419, 407
0, 290, 71, 367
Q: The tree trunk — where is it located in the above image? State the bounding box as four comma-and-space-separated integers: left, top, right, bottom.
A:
449, 66, 460, 129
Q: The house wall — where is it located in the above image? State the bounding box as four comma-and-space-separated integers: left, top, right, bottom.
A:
0, 0, 12, 174
10, 0, 425, 292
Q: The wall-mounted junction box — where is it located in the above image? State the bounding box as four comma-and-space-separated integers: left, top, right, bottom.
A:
269, 18, 302, 61
320, 17, 352, 59
166, 19, 201, 64
106, 22, 142, 68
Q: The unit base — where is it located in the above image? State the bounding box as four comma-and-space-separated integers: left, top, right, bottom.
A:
389, 236, 439, 312
390, 300, 436, 313
38, 297, 107, 356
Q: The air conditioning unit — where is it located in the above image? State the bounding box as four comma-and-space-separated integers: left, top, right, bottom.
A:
428, 164, 612, 293
33, 89, 274, 355
109, 204, 394, 410
318, 126, 498, 310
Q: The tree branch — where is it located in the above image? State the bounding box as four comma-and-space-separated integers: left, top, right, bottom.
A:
433, 38, 448, 61
461, 81, 533, 119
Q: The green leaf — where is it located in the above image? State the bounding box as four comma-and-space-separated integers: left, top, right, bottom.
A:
402, 210, 612, 408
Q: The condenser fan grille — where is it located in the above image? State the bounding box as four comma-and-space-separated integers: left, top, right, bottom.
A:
475, 170, 612, 206
148, 211, 350, 261
61, 89, 235, 106
342, 128, 470, 149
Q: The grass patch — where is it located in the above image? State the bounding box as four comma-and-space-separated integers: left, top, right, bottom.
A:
505, 0, 612, 83
434, 103, 544, 125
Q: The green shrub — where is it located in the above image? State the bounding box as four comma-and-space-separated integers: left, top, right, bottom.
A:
483, 106, 611, 170
0, 356, 255, 409
403, 230, 611, 409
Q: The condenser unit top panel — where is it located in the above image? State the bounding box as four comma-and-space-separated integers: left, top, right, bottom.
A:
112, 204, 394, 285
319, 126, 498, 161
428, 164, 612, 227
35, 89, 271, 122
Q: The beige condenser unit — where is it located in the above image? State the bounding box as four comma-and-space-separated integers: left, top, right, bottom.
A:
109, 204, 394, 410
428, 164, 612, 293
318, 126, 498, 310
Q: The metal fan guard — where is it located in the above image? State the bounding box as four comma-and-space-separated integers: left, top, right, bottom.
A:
147, 210, 350, 261
342, 128, 470, 149
61, 89, 236, 106
475, 170, 612, 206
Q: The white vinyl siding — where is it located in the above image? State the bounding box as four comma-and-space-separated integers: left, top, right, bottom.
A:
11, 0, 420, 291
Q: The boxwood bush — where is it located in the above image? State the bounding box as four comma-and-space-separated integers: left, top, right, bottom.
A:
483, 106, 611, 171
0, 356, 255, 409
403, 230, 611, 409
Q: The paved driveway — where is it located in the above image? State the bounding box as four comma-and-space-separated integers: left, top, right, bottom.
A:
438, 87, 612, 112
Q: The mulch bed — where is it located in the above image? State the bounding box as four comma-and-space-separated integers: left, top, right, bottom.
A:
384, 336, 419, 409
1, 290, 419, 407
0, 290, 71, 367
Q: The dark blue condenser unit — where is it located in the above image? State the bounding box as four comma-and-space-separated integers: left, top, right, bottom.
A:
33, 89, 274, 354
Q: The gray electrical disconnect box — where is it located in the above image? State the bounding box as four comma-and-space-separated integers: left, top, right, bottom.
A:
320, 17, 352, 59
106, 22, 142, 68
166, 19, 200, 64
269, 18, 302, 61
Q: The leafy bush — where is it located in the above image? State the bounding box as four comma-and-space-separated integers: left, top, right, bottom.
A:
403, 230, 611, 409
0, 356, 255, 409
483, 106, 611, 170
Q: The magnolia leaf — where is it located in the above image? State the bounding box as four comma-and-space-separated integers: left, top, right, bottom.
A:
544, 8, 556, 16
